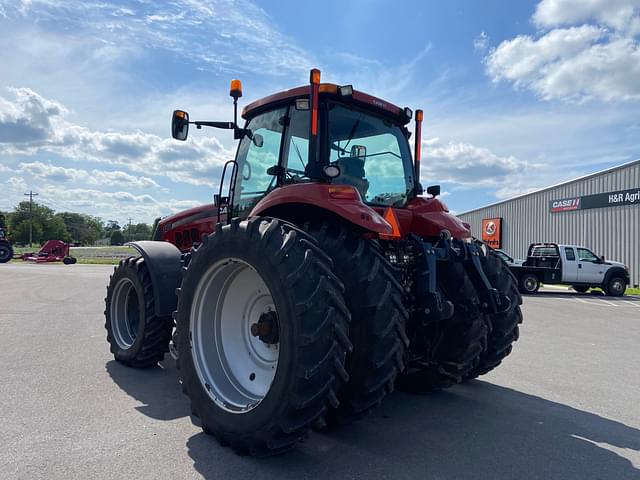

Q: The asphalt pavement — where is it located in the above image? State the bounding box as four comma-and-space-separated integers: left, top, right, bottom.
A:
1, 263, 639, 479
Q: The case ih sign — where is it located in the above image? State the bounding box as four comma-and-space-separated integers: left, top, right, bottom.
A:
481, 217, 502, 248
550, 188, 640, 213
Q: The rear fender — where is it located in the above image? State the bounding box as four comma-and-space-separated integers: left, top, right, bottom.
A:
249, 183, 392, 234
126, 241, 182, 317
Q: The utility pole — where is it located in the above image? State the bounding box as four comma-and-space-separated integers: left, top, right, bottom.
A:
24, 190, 39, 247
127, 217, 132, 242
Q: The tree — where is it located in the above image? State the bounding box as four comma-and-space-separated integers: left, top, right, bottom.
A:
123, 222, 152, 241
56, 212, 104, 245
105, 220, 121, 234
9, 201, 69, 244
110, 229, 125, 245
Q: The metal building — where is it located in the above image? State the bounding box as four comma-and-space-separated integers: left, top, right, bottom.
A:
458, 159, 640, 287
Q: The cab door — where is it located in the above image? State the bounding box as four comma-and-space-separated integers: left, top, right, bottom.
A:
561, 247, 579, 282
577, 248, 605, 283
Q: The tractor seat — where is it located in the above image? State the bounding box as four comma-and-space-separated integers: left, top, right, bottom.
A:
334, 156, 369, 198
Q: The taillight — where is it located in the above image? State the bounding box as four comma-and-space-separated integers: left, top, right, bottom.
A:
328, 186, 359, 200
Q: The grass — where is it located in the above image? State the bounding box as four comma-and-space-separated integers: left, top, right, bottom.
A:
10, 245, 135, 265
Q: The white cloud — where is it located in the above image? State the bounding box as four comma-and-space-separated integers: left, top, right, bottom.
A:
474, 31, 490, 52
0, 87, 233, 187
485, 0, 640, 102
6, 176, 26, 192
533, 0, 640, 34
422, 137, 530, 188
15, 161, 160, 188
2, 0, 314, 79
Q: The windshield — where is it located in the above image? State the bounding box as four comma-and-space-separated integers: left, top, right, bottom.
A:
327, 103, 414, 207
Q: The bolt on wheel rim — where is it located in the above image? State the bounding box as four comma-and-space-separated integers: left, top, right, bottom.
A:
611, 280, 624, 295
110, 277, 140, 349
190, 258, 279, 413
525, 278, 536, 291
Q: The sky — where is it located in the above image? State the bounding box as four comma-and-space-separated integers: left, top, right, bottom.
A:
1, 0, 639, 223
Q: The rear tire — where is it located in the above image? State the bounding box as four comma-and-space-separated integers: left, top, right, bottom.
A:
397, 261, 488, 391
466, 249, 523, 379
63, 256, 77, 265
604, 276, 626, 297
176, 218, 352, 455
572, 285, 589, 293
519, 273, 539, 294
104, 257, 173, 367
305, 223, 409, 424
0, 242, 13, 263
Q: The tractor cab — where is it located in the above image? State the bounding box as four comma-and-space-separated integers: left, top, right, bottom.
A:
170, 69, 455, 237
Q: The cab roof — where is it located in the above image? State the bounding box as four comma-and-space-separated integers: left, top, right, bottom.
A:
241, 83, 411, 125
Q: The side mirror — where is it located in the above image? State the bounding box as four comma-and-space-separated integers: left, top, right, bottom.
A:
600, 255, 605, 263
351, 145, 367, 159
172, 110, 189, 141
426, 185, 440, 198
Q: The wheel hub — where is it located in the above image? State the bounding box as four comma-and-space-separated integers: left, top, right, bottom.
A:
251, 311, 279, 345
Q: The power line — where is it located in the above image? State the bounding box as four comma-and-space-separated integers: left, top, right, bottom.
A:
24, 190, 39, 247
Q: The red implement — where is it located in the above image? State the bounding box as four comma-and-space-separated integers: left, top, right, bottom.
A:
21, 240, 77, 264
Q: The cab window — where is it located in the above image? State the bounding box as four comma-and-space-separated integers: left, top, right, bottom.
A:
577, 248, 598, 262
564, 247, 576, 261
233, 108, 286, 218
327, 103, 414, 207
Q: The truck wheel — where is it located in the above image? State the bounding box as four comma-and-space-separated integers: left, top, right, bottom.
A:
519, 273, 539, 294
604, 277, 626, 297
466, 249, 523, 379
176, 218, 352, 455
397, 261, 488, 391
572, 285, 589, 293
305, 223, 409, 424
63, 256, 77, 265
104, 257, 173, 367
0, 243, 13, 263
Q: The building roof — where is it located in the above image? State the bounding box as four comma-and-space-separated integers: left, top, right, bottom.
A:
459, 157, 640, 215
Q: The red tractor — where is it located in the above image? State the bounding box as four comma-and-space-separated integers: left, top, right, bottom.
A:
104, 69, 522, 455
0, 227, 13, 263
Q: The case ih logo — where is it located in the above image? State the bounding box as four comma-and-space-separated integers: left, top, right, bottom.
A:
551, 197, 580, 212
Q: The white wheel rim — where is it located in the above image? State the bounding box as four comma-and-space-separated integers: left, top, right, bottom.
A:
110, 277, 140, 349
190, 258, 279, 413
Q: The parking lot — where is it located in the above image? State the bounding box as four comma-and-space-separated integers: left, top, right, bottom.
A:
1, 263, 639, 480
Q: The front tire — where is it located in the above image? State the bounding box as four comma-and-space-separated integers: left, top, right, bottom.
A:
0, 242, 13, 263
176, 218, 352, 455
605, 276, 626, 297
466, 249, 523, 379
397, 261, 488, 391
104, 257, 173, 367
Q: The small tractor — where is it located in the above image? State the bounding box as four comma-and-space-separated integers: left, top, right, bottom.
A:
0, 227, 13, 263
104, 69, 523, 455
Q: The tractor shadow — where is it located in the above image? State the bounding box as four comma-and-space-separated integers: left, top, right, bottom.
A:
105, 357, 189, 421
188, 381, 640, 480
106, 358, 640, 479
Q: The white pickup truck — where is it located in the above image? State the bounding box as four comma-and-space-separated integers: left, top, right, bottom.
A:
508, 243, 630, 296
